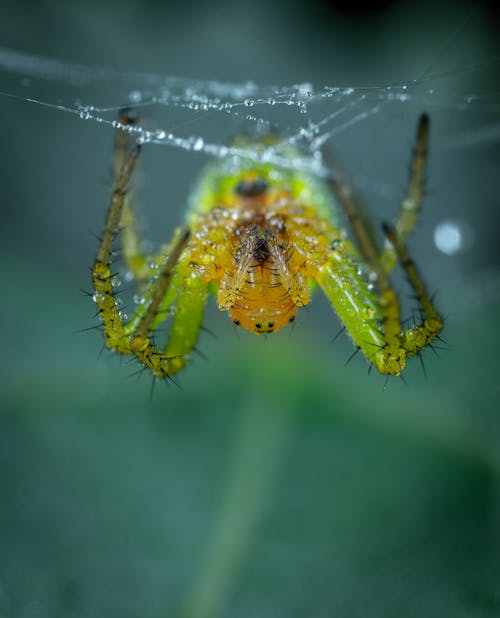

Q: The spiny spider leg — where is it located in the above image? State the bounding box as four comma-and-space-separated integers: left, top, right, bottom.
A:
92, 135, 207, 377
310, 114, 440, 375
92, 142, 142, 355
133, 228, 191, 339
379, 114, 429, 272
127, 228, 210, 377
382, 222, 443, 358
328, 173, 382, 272
112, 109, 152, 283
113, 109, 178, 287
328, 114, 429, 277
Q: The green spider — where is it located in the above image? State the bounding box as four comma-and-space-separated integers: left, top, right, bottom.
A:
91, 110, 443, 377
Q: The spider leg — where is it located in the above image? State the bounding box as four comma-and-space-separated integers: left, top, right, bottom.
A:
127, 235, 209, 377
328, 173, 381, 271
326, 171, 406, 374
113, 108, 171, 285
382, 223, 443, 358
93, 134, 207, 377
328, 114, 429, 276
92, 141, 142, 354
311, 247, 407, 375
162, 257, 209, 374
306, 219, 442, 375
379, 114, 429, 273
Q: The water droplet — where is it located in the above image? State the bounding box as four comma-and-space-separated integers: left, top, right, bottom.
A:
244, 99, 254, 107
363, 306, 375, 319
192, 137, 204, 151
133, 294, 145, 305
128, 90, 142, 103
434, 220, 471, 255
155, 129, 166, 140
92, 291, 105, 303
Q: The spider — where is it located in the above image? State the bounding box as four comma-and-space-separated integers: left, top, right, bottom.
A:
91, 109, 443, 378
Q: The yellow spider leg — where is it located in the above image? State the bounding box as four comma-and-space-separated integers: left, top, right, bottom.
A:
92, 143, 142, 354
93, 139, 199, 378
379, 114, 429, 273
112, 109, 155, 284
382, 223, 443, 358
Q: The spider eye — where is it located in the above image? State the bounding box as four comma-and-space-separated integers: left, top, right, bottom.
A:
255, 322, 262, 329
235, 177, 268, 198
233, 319, 240, 326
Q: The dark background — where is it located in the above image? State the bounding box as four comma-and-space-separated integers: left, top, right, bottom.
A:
1, 1, 499, 617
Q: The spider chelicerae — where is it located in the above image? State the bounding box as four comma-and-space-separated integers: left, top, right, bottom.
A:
91, 110, 443, 378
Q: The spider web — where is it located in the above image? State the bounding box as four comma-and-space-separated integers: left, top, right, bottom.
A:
1, 45, 499, 176
0, 19, 499, 313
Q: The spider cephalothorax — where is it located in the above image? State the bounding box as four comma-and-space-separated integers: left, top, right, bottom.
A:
92, 110, 443, 378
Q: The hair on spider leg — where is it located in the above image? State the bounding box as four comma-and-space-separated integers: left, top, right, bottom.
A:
127, 364, 149, 382
80, 287, 95, 298
200, 324, 218, 340
344, 346, 361, 367
416, 351, 427, 380
398, 373, 408, 386
161, 370, 182, 389
88, 229, 105, 244
427, 341, 448, 355
149, 375, 158, 401
192, 346, 209, 362
96, 342, 109, 362
331, 325, 346, 345
76, 322, 104, 334
379, 372, 407, 391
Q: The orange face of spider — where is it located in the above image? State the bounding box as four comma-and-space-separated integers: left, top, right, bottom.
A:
228, 250, 298, 334
215, 175, 309, 334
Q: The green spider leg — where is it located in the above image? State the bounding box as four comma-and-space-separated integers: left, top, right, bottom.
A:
313, 114, 442, 375
92, 127, 209, 378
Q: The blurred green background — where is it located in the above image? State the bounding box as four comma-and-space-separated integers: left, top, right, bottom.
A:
1, 1, 499, 617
